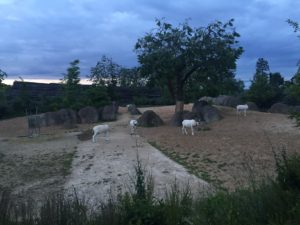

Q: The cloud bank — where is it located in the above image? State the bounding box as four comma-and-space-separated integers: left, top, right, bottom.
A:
0, 0, 299, 84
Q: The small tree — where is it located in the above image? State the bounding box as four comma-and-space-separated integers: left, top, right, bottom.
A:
119, 67, 144, 88
0, 69, 7, 84
285, 19, 300, 104
248, 58, 284, 109
89, 55, 120, 86
61, 59, 81, 108
88, 55, 121, 100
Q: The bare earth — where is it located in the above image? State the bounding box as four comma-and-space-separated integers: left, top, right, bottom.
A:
0, 104, 299, 202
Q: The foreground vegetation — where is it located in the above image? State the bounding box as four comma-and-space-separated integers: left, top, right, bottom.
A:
1, 151, 300, 225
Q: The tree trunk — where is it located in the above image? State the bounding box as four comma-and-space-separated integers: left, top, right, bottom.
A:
175, 100, 184, 113
175, 81, 184, 113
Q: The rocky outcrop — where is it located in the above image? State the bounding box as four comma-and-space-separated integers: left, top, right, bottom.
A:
269, 103, 291, 114
102, 104, 118, 121
127, 104, 141, 115
57, 109, 77, 129
78, 106, 99, 124
137, 110, 164, 127
214, 95, 242, 108
246, 102, 259, 111
43, 109, 77, 128
192, 101, 222, 123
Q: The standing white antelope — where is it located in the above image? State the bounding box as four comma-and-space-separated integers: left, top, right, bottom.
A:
129, 119, 138, 134
236, 104, 249, 116
182, 119, 199, 136
92, 124, 109, 142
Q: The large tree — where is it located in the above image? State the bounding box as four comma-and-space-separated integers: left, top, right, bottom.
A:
135, 19, 243, 113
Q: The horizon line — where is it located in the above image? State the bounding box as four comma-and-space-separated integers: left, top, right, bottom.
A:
2, 78, 93, 86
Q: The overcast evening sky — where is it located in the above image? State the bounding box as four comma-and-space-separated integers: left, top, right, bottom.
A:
0, 0, 300, 86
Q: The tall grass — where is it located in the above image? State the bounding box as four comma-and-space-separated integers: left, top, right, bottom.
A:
1, 150, 300, 225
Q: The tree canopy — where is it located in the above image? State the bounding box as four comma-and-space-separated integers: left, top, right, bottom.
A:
135, 18, 243, 112
61, 59, 81, 108
0, 69, 7, 84
89, 55, 120, 86
248, 58, 284, 108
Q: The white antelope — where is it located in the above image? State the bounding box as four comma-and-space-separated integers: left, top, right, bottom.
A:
182, 119, 199, 136
236, 104, 249, 116
92, 124, 109, 142
129, 119, 138, 134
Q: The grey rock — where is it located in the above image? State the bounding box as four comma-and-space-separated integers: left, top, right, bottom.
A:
137, 110, 164, 127
78, 106, 99, 124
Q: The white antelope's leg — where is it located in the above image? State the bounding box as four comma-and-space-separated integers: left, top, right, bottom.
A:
92, 132, 96, 143
191, 126, 194, 136
105, 130, 109, 141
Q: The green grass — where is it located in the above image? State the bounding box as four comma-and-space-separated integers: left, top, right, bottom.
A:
61, 151, 76, 176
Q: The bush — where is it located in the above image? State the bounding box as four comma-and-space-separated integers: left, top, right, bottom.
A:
1, 152, 300, 225
289, 111, 300, 127
275, 150, 300, 190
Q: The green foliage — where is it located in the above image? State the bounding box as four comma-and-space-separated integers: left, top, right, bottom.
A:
61, 59, 81, 109
85, 85, 111, 107
287, 19, 300, 35
0, 69, 7, 84
289, 111, 300, 127
284, 69, 300, 104
275, 150, 300, 191
247, 58, 284, 109
88, 55, 121, 101
89, 55, 120, 86
119, 67, 145, 88
135, 18, 243, 109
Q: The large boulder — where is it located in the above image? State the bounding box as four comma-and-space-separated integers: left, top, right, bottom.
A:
56, 108, 77, 129
246, 102, 259, 111
192, 101, 222, 123
44, 111, 61, 126
269, 103, 291, 114
127, 104, 141, 115
102, 104, 117, 121
192, 100, 209, 115
137, 110, 164, 127
214, 95, 242, 107
199, 96, 215, 104
201, 105, 222, 123
78, 106, 99, 124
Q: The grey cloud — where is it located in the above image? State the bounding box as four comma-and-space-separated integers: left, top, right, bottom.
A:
0, 0, 299, 83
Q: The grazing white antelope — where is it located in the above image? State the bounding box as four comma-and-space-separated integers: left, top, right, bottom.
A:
129, 119, 138, 134
236, 104, 249, 116
182, 119, 199, 136
92, 124, 109, 142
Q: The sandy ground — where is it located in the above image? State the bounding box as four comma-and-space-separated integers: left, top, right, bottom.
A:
137, 105, 300, 190
64, 109, 208, 203
0, 107, 209, 202
0, 104, 299, 202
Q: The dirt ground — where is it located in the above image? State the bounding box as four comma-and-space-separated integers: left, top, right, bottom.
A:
0, 107, 208, 203
0, 104, 299, 202
138, 104, 300, 190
